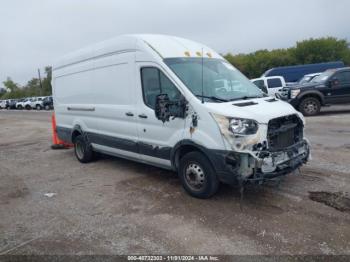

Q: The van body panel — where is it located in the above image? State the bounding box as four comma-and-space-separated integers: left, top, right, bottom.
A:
91, 51, 138, 154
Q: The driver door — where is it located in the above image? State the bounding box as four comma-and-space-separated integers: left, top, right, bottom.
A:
135, 62, 185, 169
327, 71, 350, 104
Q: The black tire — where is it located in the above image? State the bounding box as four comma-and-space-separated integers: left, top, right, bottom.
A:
25, 105, 31, 110
44, 105, 50, 110
74, 134, 94, 163
18, 105, 23, 110
179, 151, 219, 199
298, 97, 321, 116
36, 104, 42, 110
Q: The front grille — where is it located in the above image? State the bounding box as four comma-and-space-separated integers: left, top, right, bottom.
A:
267, 114, 303, 151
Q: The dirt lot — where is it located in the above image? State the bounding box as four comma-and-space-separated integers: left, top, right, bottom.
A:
0, 107, 350, 255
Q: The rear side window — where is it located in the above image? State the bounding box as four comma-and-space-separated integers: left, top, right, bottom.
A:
141, 67, 181, 109
267, 78, 282, 88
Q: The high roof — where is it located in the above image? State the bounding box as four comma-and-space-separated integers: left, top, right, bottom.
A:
53, 34, 222, 70
136, 34, 221, 59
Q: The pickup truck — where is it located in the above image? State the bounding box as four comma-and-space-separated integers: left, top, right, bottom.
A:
281, 67, 350, 116
251, 76, 286, 96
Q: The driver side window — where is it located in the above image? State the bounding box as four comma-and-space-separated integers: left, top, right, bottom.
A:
141, 67, 181, 109
334, 71, 350, 84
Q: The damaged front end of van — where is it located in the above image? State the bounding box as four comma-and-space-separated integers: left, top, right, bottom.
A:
210, 113, 310, 184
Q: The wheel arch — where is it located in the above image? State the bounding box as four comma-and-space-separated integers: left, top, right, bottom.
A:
71, 125, 83, 143
298, 91, 325, 105
171, 140, 216, 171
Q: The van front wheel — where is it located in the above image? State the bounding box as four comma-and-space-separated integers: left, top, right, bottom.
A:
179, 151, 219, 199
74, 135, 94, 163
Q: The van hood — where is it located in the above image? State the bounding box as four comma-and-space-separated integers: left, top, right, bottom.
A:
203, 97, 299, 124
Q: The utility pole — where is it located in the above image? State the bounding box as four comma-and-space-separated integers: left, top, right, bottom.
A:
38, 69, 43, 96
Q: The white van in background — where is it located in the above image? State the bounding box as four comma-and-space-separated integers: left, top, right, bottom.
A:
251, 76, 286, 96
53, 34, 310, 198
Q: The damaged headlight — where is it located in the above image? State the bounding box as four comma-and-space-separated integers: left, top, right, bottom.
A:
212, 114, 258, 135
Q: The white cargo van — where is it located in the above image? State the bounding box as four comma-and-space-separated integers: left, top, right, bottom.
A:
52, 34, 310, 198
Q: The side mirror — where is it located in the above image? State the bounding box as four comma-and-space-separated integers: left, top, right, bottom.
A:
155, 94, 187, 123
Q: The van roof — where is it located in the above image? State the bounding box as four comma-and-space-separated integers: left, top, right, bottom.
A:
53, 34, 221, 70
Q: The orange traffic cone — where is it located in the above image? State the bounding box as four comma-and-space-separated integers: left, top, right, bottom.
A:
51, 113, 73, 149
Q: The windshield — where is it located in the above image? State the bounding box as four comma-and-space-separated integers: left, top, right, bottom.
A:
311, 70, 334, 83
164, 58, 264, 102
299, 75, 312, 84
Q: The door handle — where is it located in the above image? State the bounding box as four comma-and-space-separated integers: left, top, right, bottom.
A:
138, 114, 148, 119
67, 106, 95, 112
125, 112, 134, 117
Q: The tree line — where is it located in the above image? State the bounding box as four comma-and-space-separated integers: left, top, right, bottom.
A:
0, 66, 52, 99
224, 37, 350, 79
1, 37, 349, 99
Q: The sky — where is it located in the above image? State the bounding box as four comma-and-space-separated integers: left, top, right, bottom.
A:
0, 0, 349, 86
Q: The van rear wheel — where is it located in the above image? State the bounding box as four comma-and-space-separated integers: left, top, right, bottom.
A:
74, 135, 94, 163
179, 151, 219, 198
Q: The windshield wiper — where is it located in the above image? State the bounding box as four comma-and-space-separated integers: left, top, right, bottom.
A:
230, 95, 263, 101
195, 95, 229, 102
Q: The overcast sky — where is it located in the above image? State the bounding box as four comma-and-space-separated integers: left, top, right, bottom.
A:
0, 0, 349, 86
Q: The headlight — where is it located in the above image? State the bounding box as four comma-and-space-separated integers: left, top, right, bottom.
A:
290, 89, 300, 99
212, 114, 258, 135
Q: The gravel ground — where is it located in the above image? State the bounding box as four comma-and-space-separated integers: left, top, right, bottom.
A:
0, 106, 350, 255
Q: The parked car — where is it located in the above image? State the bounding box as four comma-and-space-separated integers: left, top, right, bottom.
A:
42, 96, 53, 110
7, 99, 18, 109
281, 67, 350, 116
15, 98, 24, 109
30, 96, 46, 110
53, 34, 310, 198
251, 76, 286, 96
0, 100, 6, 109
18, 98, 34, 110
16, 98, 30, 110
262, 61, 345, 83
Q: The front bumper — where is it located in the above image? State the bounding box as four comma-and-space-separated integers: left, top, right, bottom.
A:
209, 139, 310, 184
288, 98, 300, 108
249, 140, 309, 182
